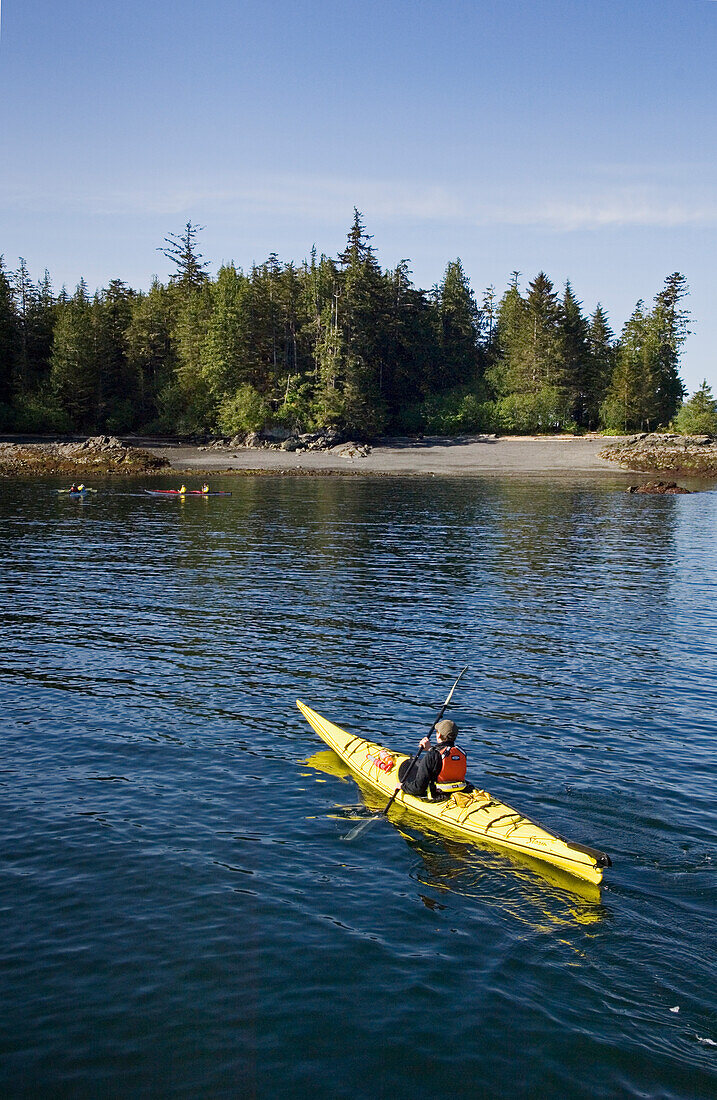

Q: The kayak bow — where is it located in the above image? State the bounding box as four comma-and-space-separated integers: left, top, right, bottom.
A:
296, 700, 611, 887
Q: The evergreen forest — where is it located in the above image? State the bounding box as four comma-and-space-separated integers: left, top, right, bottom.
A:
0, 212, 692, 439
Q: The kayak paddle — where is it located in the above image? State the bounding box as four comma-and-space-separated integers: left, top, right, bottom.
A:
343, 665, 468, 840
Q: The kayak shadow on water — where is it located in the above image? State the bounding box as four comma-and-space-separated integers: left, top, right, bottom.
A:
302, 749, 608, 918
395, 827, 608, 927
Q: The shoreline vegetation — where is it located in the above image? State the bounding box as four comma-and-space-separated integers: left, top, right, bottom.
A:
3, 215, 715, 448
2, 432, 717, 481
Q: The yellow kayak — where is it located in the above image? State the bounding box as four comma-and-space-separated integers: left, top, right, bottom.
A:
297, 700, 611, 887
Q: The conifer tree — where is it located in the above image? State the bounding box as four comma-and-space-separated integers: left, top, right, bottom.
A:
601, 301, 658, 431
159, 222, 210, 292
171, 281, 213, 431
434, 259, 481, 391
0, 256, 19, 407
126, 279, 179, 426
335, 209, 389, 434
561, 281, 591, 426
651, 272, 688, 424
50, 280, 98, 428
12, 258, 34, 389
586, 304, 615, 425
489, 272, 528, 397
94, 280, 138, 429
26, 271, 56, 390
200, 263, 250, 399
525, 272, 564, 391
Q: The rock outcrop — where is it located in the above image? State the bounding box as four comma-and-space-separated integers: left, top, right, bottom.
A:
600, 434, 717, 477
198, 427, 372, 458
626, 481, 693, 494
0, 436, 170, 476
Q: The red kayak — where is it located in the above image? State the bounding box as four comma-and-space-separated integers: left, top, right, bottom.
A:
143, 489, 232, 496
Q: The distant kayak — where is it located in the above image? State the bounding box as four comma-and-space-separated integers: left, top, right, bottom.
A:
58, 488, 98, 495
143, 489, 232, 496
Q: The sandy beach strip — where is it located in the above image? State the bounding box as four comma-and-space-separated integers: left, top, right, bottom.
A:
145, 435, 627, 477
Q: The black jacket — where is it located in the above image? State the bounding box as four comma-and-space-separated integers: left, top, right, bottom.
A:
399, 746, 443, 798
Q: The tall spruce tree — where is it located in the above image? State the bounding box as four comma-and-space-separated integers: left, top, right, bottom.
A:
335, 209, 389, 434
561, 281, 591, 426
586, 305, 615, 427
0, 256, 19, 407
158, 223, 213, 431
159, 222, 210, 292
126, 279, 179, 426
94, 280, 138, 429
26, 270, 56, 391
383, 259, 435, 418
601, 301, 658, 431
489, 272, 528, 397
525, 272, 564, 391
651, 272, 688, 424
50, 280, 98, 428
434, 259, 481, 391
200, 263, 251, 399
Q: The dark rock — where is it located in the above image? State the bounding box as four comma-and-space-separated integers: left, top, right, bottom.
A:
601, 434, 717, 478
627, 481, 693, 494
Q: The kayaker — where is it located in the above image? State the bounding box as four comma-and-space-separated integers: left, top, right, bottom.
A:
77, 484, 84, 492
202, 483, 209, 494
68, 483, 77, 493
179, 484, 187, 494
397, 719, 467, 801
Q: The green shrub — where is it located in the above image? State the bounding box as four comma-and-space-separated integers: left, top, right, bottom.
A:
672, 381, 717, 436
497, 387, 575, 434
217, 385, 270, 435
8, 391, 73, 434
272, 379, 319, 433
422, 391, 498, 434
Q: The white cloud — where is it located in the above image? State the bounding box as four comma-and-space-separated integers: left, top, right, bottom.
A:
3, 170, 717, 233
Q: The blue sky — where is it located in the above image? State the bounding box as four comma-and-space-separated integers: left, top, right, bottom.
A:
1, 0, 715, 393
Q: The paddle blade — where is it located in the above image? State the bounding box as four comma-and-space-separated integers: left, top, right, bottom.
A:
343, 813, 382, 841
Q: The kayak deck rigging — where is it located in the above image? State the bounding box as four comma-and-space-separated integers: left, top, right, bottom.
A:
296, 699, 610, 887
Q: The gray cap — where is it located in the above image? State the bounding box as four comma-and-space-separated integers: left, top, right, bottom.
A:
435, 719, 458, 742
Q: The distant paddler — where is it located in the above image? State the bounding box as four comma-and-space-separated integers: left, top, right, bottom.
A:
202, 483, 210, 494
179, 484, 187, 494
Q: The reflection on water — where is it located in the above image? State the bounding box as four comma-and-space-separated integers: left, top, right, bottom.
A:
304, 749, 605, 910
1, 475, 716, 1099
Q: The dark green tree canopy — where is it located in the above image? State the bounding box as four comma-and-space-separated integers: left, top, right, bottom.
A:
0, 226, 694, 439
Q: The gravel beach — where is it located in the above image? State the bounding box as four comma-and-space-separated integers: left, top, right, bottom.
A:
144, 435, 625, 477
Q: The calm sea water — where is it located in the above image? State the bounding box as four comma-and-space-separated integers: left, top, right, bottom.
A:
1, 473, 715, 1099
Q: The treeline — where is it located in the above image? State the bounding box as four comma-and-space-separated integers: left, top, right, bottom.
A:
0, 212, 691, 438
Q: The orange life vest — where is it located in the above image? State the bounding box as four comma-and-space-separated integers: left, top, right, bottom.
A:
436, 744, 467, 790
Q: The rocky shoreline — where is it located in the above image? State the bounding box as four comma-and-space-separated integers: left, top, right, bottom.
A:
197, 426, 372, 458
2, 431, 716, 481
0, 436, 170, 477
599, 433, 717, 477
